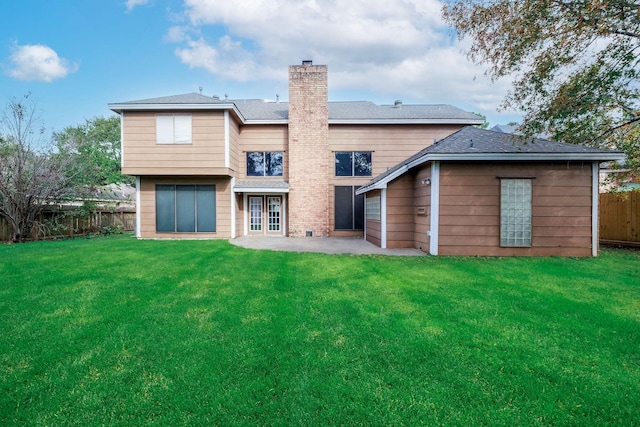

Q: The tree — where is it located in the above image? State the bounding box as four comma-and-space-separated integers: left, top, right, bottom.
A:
0, 94, 77, 242
443, 0, 640, 176
54, 116, 133, 188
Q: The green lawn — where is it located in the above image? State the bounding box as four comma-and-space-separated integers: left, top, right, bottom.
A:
1, 236, 639, 426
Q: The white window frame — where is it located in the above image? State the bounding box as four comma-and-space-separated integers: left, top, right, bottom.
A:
156, 114, 192, 145
500, 178, 532, 247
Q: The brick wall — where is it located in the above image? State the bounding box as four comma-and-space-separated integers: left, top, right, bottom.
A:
287, 62, 330, 237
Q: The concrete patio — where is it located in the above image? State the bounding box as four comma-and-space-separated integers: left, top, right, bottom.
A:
230, 236, 427, 256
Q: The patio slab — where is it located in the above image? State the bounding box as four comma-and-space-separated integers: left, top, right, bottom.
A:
230, 236, 428, 256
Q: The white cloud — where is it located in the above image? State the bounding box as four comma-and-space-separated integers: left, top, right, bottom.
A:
125, 0, 149, 12
168, 0, 520, 123
7, 43, 78, 83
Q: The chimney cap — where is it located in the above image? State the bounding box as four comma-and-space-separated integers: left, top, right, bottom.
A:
302, 60, 313, 66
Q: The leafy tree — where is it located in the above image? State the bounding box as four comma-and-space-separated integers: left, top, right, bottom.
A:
472, 112, 490, 129
54, 116, 133, 188
443, 0, 640, 175
0, 94, 77, 242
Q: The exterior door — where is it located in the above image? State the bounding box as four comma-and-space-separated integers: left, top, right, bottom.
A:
249, 196, 263, 234
248, 195, 282, 235
267, 196, 281, 235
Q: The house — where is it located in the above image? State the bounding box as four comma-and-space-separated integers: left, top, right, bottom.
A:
355, 126, 624, 257
108, 61, 483, 240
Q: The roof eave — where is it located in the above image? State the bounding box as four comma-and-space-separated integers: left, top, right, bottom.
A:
329, 119, 485, 125
426, 152, 626, 161
108, 102, 246, 123
233, 187, 290, 193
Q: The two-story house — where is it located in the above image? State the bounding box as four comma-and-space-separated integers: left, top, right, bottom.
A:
108, 61, 482, 240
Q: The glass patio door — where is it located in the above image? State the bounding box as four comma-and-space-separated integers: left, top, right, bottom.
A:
249, 196, 263, 233
249, 196, 282, 235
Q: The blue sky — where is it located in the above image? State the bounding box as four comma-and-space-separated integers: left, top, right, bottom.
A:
1, 0, 520, 135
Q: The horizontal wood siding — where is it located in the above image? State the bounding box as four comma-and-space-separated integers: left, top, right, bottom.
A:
437, 162, 594, 256
413, 166, 431, 252
238, 125, 289, 179
229, 116, 241, 174
122, 111, 227, 175
329, 124, 464, 176
328, 124, 463, 235
139, 176, 232, 239
386, 175, 415, 248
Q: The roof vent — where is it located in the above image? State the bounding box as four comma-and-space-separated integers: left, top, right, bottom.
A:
212, 94, 219, 100
302, 60, 313, 66
394, 100, 402, 108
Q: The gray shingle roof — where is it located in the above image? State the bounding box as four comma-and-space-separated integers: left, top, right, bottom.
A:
357, 126, 625, 194
110, 93, 483, 124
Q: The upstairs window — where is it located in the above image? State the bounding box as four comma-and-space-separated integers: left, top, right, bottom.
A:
335, 151, 372, 176
156, 114, 192, 144
500, 179, 532, 247
247, 152, 283, 177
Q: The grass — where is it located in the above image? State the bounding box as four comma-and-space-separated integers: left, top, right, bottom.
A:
0, 235, 639, 426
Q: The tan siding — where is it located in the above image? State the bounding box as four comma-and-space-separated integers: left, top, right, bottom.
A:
229, 117, 241, 174
122, 111, 227, 175
437, 162, 594, 257
327, 124, 463, 235
329, 124, 464, 176
238, 125, 289, 179
139, 176, 232, 239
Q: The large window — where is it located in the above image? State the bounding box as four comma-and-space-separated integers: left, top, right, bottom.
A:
335, 151, 372, 177
156, 114, 192, 144
500, 179, 532, 247
246, 152, 283, 176
335, 186, 364, 230
156, 185, 216, 232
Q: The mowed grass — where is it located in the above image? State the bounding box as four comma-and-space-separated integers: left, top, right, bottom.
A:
0, 236, 639, 426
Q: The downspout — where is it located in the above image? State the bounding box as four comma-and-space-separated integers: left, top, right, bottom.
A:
592, 162, 599, 257
429, 161, 440, 255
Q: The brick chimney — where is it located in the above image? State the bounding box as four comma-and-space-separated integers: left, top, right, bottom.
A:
287, 61, 329, 237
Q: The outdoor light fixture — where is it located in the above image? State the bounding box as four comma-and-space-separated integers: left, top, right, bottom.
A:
422, 178, 431, 185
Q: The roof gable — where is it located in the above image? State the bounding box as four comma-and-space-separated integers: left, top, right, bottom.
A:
357, 126, 625, 194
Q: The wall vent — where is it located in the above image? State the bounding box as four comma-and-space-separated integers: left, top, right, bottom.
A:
305, 230, 313, 237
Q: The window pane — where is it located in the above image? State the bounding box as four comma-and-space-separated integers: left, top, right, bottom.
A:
266, 152, 283, 176
156, 115, 174, 144
156, 185, 175, 231
247, 152, 265, 176
500, 179, 532, 247
335, 186, 354, 229
354, 152, 372, 176
196, 185, 216, 232
354, 190, 365, 230
335, 152, 353, 176
176, 185, 196, 232
174, 115, 192, 144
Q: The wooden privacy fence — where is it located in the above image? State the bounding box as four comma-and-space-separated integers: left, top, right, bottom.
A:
600, 191, 640, 246
0, 207, 135, 242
